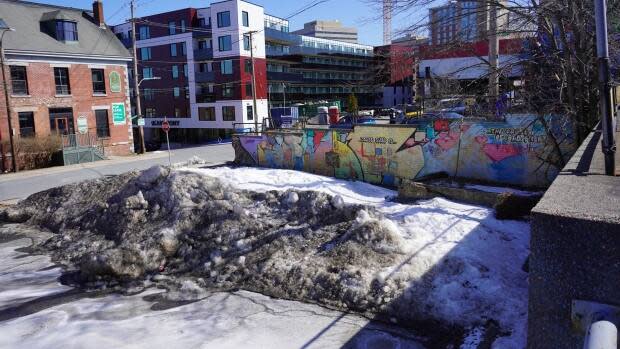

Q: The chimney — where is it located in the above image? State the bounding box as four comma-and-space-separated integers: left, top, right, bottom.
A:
93, 0, 104, 27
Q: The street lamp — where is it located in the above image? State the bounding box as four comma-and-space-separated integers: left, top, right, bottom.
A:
0, 18, 17, 173
135, 76, 160, 154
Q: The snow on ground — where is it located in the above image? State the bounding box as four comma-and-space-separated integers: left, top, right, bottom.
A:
0, 237, 423, 349
464, 184, 543, 197
183, 167, 530, 349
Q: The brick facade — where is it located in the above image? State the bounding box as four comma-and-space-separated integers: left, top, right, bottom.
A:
0, 62, 133, 157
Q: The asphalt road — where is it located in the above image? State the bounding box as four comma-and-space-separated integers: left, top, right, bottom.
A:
0, 143, 235, 202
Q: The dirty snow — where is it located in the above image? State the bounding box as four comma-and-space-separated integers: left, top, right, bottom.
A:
0, 166, 530, 348
185, 167, 530, 349
0, 236, 424, 349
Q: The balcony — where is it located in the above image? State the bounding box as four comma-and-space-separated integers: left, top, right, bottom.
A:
267, 71, 304, 82
196, 92, 216, 103
264, 27, 296, 44
192, 25, 212, 39
195, 71, 215, 83
194, 48, 213, 61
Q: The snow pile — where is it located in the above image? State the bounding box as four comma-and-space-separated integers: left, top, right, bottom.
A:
0, 166, 530, 348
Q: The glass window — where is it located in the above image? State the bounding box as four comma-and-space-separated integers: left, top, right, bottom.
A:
222, 106, 235, 121
9, 66, 28, 95
174, 107, 181, 117
246, 105, 253, 121
199, 107, 215, 121
243, 34, 250, 51
143, 88, 154, 100
139, 26, 150, 40
220, 60, 233, 75
242, 11, 249, 27
198, 18, 206, 28
181, 42, 187, 56
55, 21, 78, 41
244, 59, 253, 73
95, 109, 110, 138
180, 20, 186, 32
91, 69, 106, 94
18, 112, 35, 137
173, 87, 180, 98
145, 107, 156, 117
142, 67, 153, 79
170, 43, 177, 57
217, 11, 231, 27
172, 65, 179, 79
168, 21, 176, 35
140, 47, 151, 60
54, 67, 71, 95
218, 35, 232, 51
222, 83, 234, 98
245, 83, 253, 97
183, 64, 188, 77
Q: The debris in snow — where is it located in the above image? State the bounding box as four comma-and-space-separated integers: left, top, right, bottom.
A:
0, 166, 530, 349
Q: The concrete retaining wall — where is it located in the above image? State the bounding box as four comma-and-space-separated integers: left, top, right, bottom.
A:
528, 129, 620, 348
233, 114, 577, 188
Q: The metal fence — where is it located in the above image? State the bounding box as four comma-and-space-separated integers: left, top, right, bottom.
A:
61, 133, 106, 165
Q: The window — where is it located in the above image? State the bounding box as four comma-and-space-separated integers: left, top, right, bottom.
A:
198, 40, 209, 50
54, 67, 71, 95
143, 88, 154, 100
185, 87, 190, 99
180, 42, 187, 56
142, 67, 153, 79
199, 107, 216, 121
244, 59, 253, 73
183, 64, 188, 77
217, 11, 230, 27
168, 21, 176, 35
180, 20, 186, 32
95, 109, 110, 138
218, 35, 232, 51
198, 18, 206, 28
220, 60, 233, 75
173, 87, 181, 98
246, 105, 253, 121
222, 83, 234, 98
222, 106, 235, 121
243, 34, 250, 51
56, 21, 78, 41
242, 11, 249, 27
199, 63, 212, 73
170, 43, 177, 57
145, 107, 156, 117
172, 65, 179, 79
140, 47, 152, 60
91, 69, 106, 94
9, 66, 28, 95
245, 83, 253, 97
139, 26, 150, 40
174, 107, 181, 117
18, 112, 35, 137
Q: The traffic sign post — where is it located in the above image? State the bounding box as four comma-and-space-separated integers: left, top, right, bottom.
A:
162, 118, 172, 167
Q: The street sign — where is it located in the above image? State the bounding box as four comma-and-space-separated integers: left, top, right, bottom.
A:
77, 116, 88, 134
112, 103, 126, 125
162, 120, 170, 133
109, 71, 122, 93
137, 118, 145, 126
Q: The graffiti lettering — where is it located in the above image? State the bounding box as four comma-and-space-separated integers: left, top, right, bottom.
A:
359, 137, 397, 145
486, 128, 544, 144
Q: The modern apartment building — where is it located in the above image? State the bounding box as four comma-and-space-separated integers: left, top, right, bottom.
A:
264, 16, 375, 108
429, 0, 508, 46
0, 0, 133, 170
113, 0, 268, 142
113, 0, 374, 143
292, 20, 358, 44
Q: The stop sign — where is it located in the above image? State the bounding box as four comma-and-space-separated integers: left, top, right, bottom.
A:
162, 120, 170, 133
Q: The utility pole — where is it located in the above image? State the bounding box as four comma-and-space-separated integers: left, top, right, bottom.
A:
0, 21, 17, 172
248, 31, 259, 133
488, 1, 499, 103
130, 0, 145, 154
594, 0, 616, 175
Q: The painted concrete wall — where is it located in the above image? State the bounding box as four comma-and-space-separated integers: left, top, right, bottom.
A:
233, 114, 577, 188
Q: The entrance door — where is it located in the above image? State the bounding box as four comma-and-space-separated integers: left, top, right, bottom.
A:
49, 108, 74, 135
54, 117, 70, 135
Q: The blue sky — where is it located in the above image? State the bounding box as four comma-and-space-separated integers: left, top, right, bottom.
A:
32, 0, 424, 46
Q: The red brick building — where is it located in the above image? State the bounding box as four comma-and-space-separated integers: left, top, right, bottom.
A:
0, 0, 133, 170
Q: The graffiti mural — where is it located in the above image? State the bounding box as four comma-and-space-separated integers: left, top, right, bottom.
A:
235, 114, 576, 188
